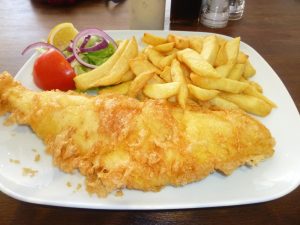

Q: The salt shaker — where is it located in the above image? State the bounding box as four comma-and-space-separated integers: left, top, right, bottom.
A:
201, 0, 229, 28
229, 0, 245, 20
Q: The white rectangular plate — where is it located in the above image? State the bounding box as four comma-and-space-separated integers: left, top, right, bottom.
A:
0, 30, 299, 210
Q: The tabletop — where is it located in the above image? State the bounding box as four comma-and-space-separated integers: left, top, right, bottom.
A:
0, 0, 299, 224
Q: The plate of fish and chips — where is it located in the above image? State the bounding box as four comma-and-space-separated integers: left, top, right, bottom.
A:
0, 30, 299, 209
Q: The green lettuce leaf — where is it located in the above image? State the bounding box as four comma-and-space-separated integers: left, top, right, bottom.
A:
82, 43, 115, 66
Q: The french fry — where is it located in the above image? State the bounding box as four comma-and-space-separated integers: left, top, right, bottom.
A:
159, 66, 172, 82
154, 42, 175, 53
164, 48, 179, 56
243, 59, 256, 78
216, 36, 227, 47
171, 59, 188, 108
225, 37, 240, 64
179, 84, 189, 109
119, 70, 135, 83
209, 96, 240, 110
136, 92, 149, 101
216, 63, 234, 77
185, 75, 192, 85
214, 41, 227, 67
237, 51, 249, 64
180, 63, 192, 83
91, 32, 274, 116
129, 57, 158, 76
74, 39, 129, 90
135, 52, 148, 59
127, 72, 154, 97
142, 33, 167, 46
200, 35, 219, 65
143, 82, 181, 99
144, 48, 165, 68
99, 81, 132, 95
159, 53, 176, 70
227, 63, 245, 80
92, 37, 138, 86
220, 93, 272, 117
190, 73, 249, 93
175, 36, 190, 49
188, 84, 219, 101
177, 48, 220, 78
167, 33, 176, 42
249, 81, 263, 93
148, 74, 165, 84
168, 34, 189, 49
186, 98, 200, 107
171, 59, 186, 83
243, 85, 277, 107
240, 77, 263, 93
188, 36, 204, 53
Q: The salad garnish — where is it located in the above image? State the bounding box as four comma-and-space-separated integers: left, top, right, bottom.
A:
22, 26, 117, 91
22, 28, 117, 74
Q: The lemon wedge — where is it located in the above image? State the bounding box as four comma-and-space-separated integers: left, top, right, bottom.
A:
47, 22, 78, 50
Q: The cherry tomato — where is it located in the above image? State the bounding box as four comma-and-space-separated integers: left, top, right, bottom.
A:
33, 49, 76, 91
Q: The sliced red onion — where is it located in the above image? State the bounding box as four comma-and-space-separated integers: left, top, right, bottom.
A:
80, 34, 91, 49
21, 42, 60, 55
72, 28, 117, 69
66, 41, 74, 52
80, 39, 108, 53
66, 54, 76, 63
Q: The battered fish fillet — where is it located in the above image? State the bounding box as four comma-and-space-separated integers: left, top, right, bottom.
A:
0, 72, 275, 197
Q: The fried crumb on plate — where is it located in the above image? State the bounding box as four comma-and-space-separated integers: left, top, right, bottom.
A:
22, 167, 38, 177
115, 190, 124, 197
9, 159, 20, 164
76, 183, 82, 191
34, 154, 41, 162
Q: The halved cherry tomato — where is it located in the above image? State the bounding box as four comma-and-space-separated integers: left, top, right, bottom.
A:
33, 49, 76, 91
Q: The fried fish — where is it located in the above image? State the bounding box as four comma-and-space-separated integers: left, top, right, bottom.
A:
0, 72, 275, 197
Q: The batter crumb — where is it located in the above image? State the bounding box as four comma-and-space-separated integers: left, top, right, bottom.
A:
115, 190, 123, 197
34, 154, 41, 162
9, 159, 20, 164
22, 167, 38, 177
66, 181, 72, 187
32, 149, 37, 153
76, 183, 82, 191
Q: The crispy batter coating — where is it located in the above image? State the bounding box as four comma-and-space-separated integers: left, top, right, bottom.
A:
0, 72, 275, 197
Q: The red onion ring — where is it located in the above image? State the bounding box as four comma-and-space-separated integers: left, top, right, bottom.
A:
67, 38, 108, 63
21, 42, 60, 55
79, 34, 91, 49
72, 28, 117, 69
80, 39, 108, 53
66, 54, 76, 63
22, 29, 117, 70
66, 41, 74, 52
